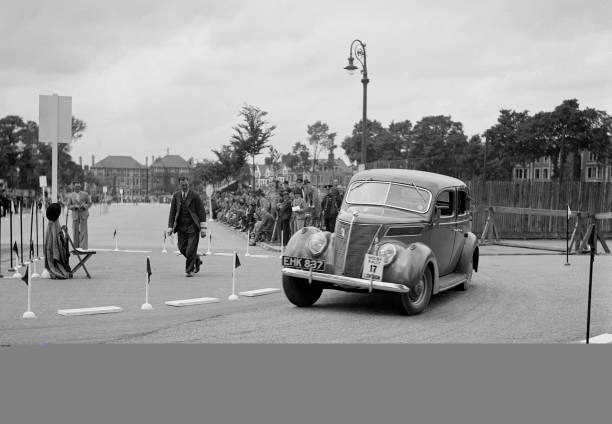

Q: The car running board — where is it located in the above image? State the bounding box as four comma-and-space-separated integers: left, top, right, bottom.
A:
437, 272, 468, 292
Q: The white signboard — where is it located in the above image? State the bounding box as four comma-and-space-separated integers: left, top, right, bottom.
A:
362, 254, 384, 281
102, 186, 107, 194
39, 94, 72, 143
205, 184, 213, 196
39, 176, 47, 188
119, 188, 124, 195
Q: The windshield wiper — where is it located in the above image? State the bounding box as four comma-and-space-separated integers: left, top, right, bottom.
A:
407, 181, 428, 205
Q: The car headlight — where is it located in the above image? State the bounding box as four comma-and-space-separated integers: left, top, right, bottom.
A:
377, 243, 397, 265
307, 232, 328, 255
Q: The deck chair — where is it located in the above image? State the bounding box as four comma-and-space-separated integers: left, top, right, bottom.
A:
63, 228, 96, 279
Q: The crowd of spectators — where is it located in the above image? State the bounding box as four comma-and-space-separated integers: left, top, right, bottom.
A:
212, 179, 344, 246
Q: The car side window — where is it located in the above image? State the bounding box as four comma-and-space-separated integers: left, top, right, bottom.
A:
436, 190, 455, 217
458, 190, 468, 215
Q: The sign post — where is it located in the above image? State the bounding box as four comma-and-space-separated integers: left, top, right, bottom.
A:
39, 94, 72, 203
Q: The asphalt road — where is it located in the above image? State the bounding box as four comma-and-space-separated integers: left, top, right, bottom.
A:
1, 203, 611, 344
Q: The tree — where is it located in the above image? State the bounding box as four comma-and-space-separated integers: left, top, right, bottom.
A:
483, 109, 531, 180
212, 144, 247, 183
266, 146, 281, 178
281, 142, 310, 173
409, 115, 468, 176
341, 119, 387, 164
510, 100, 612, 181
230, 104, 276, 188
306, 121, 337, 172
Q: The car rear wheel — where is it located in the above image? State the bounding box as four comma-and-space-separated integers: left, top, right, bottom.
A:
282, 275, 323, 307
397, 266, 433, 315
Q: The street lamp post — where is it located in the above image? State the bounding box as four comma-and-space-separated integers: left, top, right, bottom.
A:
344, 39, 369, 168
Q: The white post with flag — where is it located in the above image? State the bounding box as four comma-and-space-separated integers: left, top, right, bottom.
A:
22, 263, 36, 319
279, 231, 284, 259
113, 229, 118, 251
141, 257, 153, 310
162, 231, 167, 253
229, 251, 240, 301
206, 232, 212, 255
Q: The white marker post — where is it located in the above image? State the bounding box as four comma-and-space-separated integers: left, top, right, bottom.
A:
206, 232, 212, 255
206, 184, 214, 222
279, 231, 284, 258
229, 251, 239, 301
23, 263, 36, 319
141, 257, 153, 310
39, 94, 71, 203
162, 231, 168, 253
120, 188, 124, 204
113, 229, 118, 251
246, 230, 251, 256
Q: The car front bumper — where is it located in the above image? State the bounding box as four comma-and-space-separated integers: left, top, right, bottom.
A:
281, 268, 410, 294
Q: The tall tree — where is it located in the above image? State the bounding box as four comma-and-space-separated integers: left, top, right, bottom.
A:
306, 121, 337, 172
483, 109, 531, 180
230, 104, 276, 188
409, 115, 468, 176
341, 119, 387, 164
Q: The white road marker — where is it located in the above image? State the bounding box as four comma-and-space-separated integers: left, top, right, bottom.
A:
579, 333, 612, 344
238, 288, 282, 297
165, 297, 220, 307
58, 306, 122, 316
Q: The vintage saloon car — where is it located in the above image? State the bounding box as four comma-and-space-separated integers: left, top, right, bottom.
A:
281, 169, 479, 315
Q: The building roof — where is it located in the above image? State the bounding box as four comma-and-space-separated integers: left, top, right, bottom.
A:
92, 155, 144, 169
151, 155, 191, 169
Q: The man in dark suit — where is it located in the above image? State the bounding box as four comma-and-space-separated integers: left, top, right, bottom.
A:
167, 176, 207, 277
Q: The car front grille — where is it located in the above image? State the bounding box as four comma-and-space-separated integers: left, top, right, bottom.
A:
333, 222, 381, 278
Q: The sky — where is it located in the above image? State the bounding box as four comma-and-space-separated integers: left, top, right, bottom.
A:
2, 0, 612, 168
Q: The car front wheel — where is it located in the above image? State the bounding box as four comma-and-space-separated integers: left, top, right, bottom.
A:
397, 266, 433, 315
282, 275, 323, 307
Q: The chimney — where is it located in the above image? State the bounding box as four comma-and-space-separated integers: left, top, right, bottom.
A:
79, 156, 83, 168
145, 156, 149, 167
92, 155, 95, 167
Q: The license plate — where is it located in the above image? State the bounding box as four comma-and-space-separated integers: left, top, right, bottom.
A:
362, 254, 383, 281
282, 256, 325, 271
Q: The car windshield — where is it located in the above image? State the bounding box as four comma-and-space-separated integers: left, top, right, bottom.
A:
345, 181, 432, 214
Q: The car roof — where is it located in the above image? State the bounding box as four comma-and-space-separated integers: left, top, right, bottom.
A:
349, 169, 467, 193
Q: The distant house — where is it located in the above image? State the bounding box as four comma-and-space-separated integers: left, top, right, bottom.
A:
91, 155, 147, 197
513, 152, 611, 182
150, 154, 193, 195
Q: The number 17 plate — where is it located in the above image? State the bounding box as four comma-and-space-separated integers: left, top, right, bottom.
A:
282, 256, 325, 271
362, 254, 383, 281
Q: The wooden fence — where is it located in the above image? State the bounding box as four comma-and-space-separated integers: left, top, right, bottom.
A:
466, 180, 612, 238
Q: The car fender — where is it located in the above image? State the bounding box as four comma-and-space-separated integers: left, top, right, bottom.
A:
383, 241, 440, 293
456, 232, 479, 273
284, 227, 334, 262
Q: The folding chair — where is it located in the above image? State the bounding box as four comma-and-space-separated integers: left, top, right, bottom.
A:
63, 227, 96, 279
